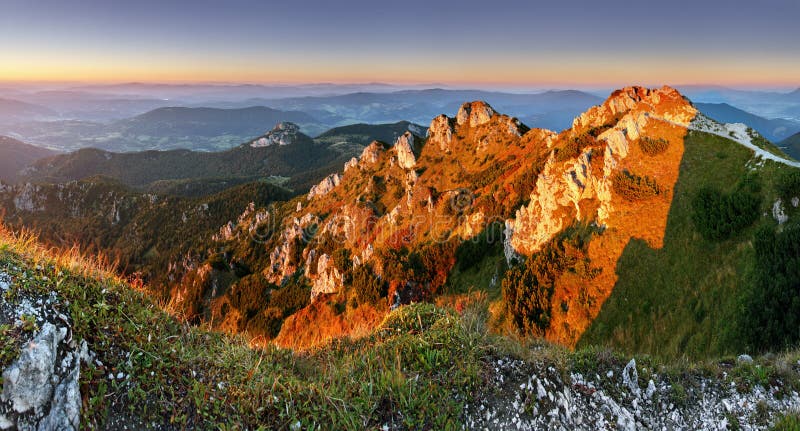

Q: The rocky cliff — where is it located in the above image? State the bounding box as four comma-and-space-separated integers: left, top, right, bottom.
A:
506, 86, 697, 344
197, 86, 710, 348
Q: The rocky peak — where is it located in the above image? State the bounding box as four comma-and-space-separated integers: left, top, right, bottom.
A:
359, 141, 384, 166
250, 122, 300, 147
511, 86, 696, 255
394, 132, 418, 170
456, 101, 496, 127
572, 86, 695, 132
427, 115, 454, 152
307, 173, 342, 200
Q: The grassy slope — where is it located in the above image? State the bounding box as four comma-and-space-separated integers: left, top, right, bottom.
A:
3, 226, 800, 429
0, 227, 489, 429
580, 130, 795, 359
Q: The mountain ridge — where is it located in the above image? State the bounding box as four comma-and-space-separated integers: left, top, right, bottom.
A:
780, 131, 800, 159
0, 137, 56, 183
696, 102, 800, 143
17, 121, 432, 196
2, 86, 799, 361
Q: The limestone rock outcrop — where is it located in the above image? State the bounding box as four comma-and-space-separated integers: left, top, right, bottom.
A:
250, 122, 300, 147
456, 101, 496, 127
394, 132, 418, 170
359, 141, 384, 166
267, 213, 320, 283
0, 277, 89, 430
428, 114, 454, 152
310, 254, 342, 301
344, 157, 359, 173
308, 173, 342, 200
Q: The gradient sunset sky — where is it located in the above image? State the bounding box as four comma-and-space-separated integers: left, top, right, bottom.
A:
1, 0, 798, 88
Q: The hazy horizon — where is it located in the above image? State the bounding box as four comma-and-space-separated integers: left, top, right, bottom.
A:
0, 80, 797, 94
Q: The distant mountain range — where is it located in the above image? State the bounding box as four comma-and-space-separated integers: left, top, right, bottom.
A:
0, 136, 55, 183
226, 89, 603, 128
109, 106, 319, 150
8, 90, 174, 121
66, 82, 430, 102
20, 126, 336, 195
677, 85, 800, 120
0, 88, 603, 152
4, 83, 800, 158
780, 131, 800, 159
18, 120, 425, 196
0, 98, 56, 123
0, 106, 323, 152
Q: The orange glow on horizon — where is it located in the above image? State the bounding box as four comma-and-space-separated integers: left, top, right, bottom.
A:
1, 53, 798, 89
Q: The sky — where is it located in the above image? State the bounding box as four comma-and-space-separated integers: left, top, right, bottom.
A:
1, 0, 799, 88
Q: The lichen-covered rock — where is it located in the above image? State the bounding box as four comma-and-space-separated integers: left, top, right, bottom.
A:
0, 280, 87, 431
2, 323, 65, 416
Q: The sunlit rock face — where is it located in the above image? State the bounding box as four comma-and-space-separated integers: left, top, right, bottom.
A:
192, 86, 701, 349
307, 173, 342, 200
394, 132, 418, 170
509, 85, 697, 256
456, 101, 496, 127
504, 85, 698, 346
428, 115, 454, 152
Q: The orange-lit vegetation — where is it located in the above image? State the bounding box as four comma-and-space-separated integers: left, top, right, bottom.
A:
638, 136, 670, 156
502, 223, 600, 337
612, 170, 664, 201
